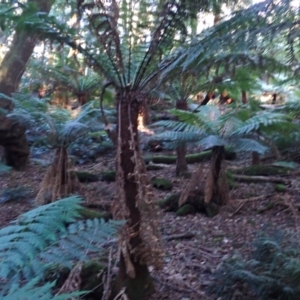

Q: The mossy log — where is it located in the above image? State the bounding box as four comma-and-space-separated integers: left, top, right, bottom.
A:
157, 189, 219, 217
275, 184, 287, 193
232, 174, 289, 184
176, 204, 196, 216
146, 164, 165, 171
99, 171, 116, 182
151, 177, 173, 190
74, 171, 99, 183
147, 148, 236, 165
232, 165, 290, 176
157, 193, 181, 211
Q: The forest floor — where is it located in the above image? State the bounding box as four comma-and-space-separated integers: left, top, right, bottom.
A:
0, 149, 299, 300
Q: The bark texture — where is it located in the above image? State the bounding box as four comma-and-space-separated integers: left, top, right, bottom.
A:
0, 115, 29, 171
242, 90, 247, 104
252, 151, 260, 165
113, 93, 153, 300
0, 0, 54, 170
205, 146, 228, 205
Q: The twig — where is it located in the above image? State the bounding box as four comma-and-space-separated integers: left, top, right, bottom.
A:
232, 202, 247, 216
113, 288, 129, 300
232, 194, 273, 216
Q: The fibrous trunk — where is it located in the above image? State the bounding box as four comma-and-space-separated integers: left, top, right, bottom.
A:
252, 151, 260, 165
112, 91, 163, 300
242, 90, 247, 104
35, 148, 79, 204
205, 146, 228, 206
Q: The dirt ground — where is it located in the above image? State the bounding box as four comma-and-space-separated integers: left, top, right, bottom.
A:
0, 150, 299, 300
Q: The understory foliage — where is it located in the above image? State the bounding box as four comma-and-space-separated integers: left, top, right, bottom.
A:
9, 96, 99, 204
210, 231, 300, 300
0, 163, 11, 174
151, 102, 300, 156
0, 196, 122, 299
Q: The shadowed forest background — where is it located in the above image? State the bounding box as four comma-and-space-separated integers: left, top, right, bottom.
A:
0, 0, 300, 299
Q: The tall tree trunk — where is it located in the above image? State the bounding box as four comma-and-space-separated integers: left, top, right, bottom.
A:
113, 92, 155, 300
0, 0, 54, 170
242, 90, 247, 104
175, 99, 188, 177
0, 115, 29, 171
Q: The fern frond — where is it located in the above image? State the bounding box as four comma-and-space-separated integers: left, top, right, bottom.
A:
150, 131, 201, 145
152, 120, 204, 134
230, 112, 293, 136
0, 196, 122, 293
0, 163, 11, 174
2, 277, 84, 300
230, 138, 268, 154
198, 135, 227, 150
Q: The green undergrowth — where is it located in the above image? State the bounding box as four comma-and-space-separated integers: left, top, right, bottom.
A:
209, 230, 300, 300
0, 196, 123, 299
151, 177, 173, 190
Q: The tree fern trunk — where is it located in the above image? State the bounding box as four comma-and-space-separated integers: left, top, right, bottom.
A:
175, 99, 188, 177
0, 0, 54, 170
252, 151, 260, 165
242, 90, 247, 104
77, 92, 88, 106
205, 146, 228, 215
0, 115, 29, 171
113, 92, 153, 300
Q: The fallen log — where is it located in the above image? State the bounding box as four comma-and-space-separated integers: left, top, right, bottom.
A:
232, 174, 290, 184
147, 148, 236, 165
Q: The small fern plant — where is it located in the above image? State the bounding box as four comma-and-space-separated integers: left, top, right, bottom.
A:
210, 231, 300, 300
45, 67, 102, 106
0, 195, 122, 299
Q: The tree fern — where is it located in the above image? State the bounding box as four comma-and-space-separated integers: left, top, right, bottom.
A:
151, 105, 271, 154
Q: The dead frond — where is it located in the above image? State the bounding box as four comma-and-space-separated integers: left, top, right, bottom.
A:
179, 166, 207, 207
35, 148, 81, 205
